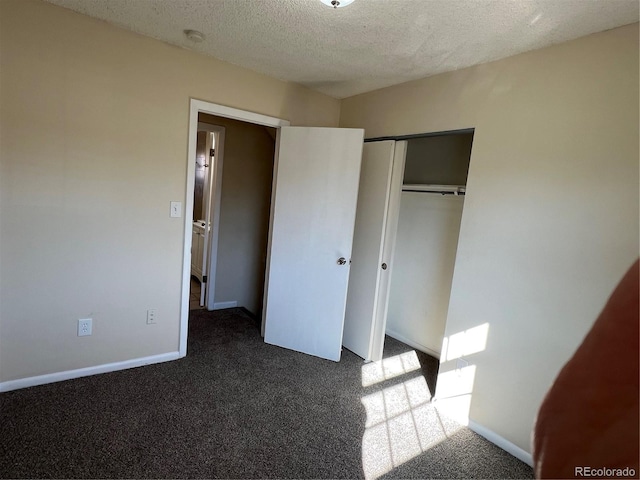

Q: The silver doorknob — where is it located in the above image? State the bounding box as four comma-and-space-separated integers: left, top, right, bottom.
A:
337, 257, 347, 265
381, 263, 388, 270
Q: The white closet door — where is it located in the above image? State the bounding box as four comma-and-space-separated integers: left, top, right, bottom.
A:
343, 140, 406, 361
263, 126, 364, 362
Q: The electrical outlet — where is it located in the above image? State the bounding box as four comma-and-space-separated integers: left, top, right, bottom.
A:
147, 309, 157, 325
78, 318, 92, 337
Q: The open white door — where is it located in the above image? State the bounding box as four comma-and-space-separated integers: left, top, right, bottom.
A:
263, 126, 364, 361
342, 141, 407, 361
200, 132, 214, 306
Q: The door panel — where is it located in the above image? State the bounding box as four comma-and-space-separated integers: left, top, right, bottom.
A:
342, 141, 395, 360
263, 127, 364, 361
369, 141, 406, 361
200, 132, 214, 306
343, 140, 406, 361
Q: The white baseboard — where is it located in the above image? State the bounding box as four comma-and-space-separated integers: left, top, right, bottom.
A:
467, 420, 533, 467
0, 351, 181, 393
212, 301, 238, 310
385, 329, 441, 359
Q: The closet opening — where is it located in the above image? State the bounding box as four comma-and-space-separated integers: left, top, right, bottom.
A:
385, 130, 473, 389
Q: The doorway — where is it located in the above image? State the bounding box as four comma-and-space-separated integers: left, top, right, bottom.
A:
179, 100, 289, 357
197, 113, 277, 315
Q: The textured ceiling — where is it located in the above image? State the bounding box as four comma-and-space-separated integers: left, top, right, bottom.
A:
44, 0, 639, 99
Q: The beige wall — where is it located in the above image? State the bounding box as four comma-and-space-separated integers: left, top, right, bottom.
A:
0, 0, 339, 383
199, 114, 275, 316
341, 23, 639, 454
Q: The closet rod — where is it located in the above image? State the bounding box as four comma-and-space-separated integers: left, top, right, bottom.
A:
402, 184, 466, 196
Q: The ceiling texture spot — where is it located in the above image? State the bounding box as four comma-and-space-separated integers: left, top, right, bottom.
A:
44, 0, 639, 98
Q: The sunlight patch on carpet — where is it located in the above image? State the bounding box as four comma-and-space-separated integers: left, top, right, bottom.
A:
361, 350, 422, 387
360, 354, 465, 479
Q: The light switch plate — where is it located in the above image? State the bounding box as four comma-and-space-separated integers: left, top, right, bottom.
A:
170, 201, 182, 218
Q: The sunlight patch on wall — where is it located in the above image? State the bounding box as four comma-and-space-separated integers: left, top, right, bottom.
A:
441, 323, 489, 362
434, 323, 486, 424
361, 350, 422, 387
432, 364, 477, 425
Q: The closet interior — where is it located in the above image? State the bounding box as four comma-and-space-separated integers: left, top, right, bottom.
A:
385, 132, 473, 358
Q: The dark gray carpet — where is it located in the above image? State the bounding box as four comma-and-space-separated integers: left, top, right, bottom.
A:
0, 308, 534, 479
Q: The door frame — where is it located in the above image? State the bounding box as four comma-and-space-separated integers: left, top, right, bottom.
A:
180, 99, 290, 357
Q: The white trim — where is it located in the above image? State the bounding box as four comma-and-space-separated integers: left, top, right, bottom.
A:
212, 301, 238, 310
181, 99, 290, 356
467, 420, 534, 467
0, 352, 180, 393
261, 129, 282, 337
181, 103, 198, 356
191, 99, 290, 128
385, 328, 441, 359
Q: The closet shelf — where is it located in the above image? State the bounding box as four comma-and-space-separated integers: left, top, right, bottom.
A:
402, 184, 466, 195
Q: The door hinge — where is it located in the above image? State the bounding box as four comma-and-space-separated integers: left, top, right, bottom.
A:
202, 275, 207, 283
